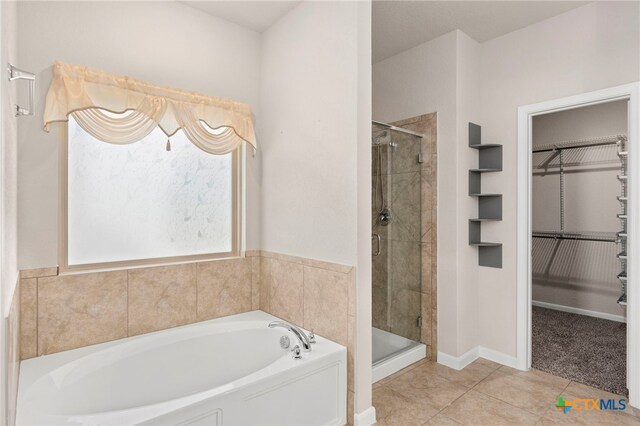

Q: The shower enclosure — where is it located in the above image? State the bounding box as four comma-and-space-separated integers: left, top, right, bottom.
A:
372, 121, 426, 382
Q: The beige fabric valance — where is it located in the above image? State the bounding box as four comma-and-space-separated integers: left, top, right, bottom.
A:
44, 61, 257, 154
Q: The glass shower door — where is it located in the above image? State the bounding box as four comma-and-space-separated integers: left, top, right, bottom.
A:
372, 123, 423, 363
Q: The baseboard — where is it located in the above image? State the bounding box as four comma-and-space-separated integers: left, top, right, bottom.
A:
478, 346, 519, 369
438, 346, 519, 370
533, 300, 626, 323
437, 347, 478, 370
354, 406, 376, 426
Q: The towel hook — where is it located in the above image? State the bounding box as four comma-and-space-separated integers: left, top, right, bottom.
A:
8, 63, 35, 117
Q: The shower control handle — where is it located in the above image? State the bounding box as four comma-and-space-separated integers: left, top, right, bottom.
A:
372, 234, 381, 256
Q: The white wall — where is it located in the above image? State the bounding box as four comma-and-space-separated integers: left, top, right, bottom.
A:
479, 1, 640, 356
16, 1, 262, 269
1, 1, 18, 314
1, 0, 19, 422
532, 100, 628, 317
260, 1, 359, 266
355, 0, 373, 415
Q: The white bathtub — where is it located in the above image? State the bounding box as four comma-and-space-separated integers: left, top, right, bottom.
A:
17, 310, 347, 426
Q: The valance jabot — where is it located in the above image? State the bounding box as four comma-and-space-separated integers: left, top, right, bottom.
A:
43, 61, 257, 154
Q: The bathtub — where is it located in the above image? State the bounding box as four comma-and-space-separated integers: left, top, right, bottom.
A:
17, 310, 347, 425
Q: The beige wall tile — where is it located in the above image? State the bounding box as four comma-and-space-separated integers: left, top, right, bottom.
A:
20, 278, 38, 359
260, 250, 353, 274
262, 257, 304, 325
347, 389, 354, 426
21, 267, 58, 279
347, 269, 356, 317
303, 266, 349, 346
197, 258, 252, 321
431, 307, 438, 357
251, 256, 261, 310
7, 282, 21, 425
347, 314, 355, 392
38, 271, 127, 355
421, 241, 432, 294
421, 292, 432, 345
259, 257, 271, 313
128, 264, 196, 336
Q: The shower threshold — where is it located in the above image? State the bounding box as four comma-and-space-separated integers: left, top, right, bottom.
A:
372, 327, 426, 383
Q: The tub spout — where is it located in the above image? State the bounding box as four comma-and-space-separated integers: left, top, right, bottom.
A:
268, 321, 312, 352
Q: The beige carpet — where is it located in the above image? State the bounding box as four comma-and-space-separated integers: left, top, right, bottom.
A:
532, 306, 627, 396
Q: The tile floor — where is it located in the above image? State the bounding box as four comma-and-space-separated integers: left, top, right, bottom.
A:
373, 358, 640, 425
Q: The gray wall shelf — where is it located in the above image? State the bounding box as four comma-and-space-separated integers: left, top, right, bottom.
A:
468, 122, 503, 268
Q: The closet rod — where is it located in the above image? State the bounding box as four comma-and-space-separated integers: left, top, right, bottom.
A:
532, 231, 618, 243
532, 135, 626, 153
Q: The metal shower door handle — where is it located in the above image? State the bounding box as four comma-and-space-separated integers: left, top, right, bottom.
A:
372, 234, 381, 256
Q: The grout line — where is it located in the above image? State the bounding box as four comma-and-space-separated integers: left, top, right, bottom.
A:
301, 264, 305, 329
195, 262, 199, 321
126, 270, 129, 337
35, 278, 39, 358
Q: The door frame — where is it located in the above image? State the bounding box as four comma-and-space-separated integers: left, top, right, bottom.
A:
516, 82, 640, 407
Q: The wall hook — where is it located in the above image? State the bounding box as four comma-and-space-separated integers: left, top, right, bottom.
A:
8, 63, 35, 117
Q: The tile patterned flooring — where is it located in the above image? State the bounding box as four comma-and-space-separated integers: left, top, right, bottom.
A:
373, 358, 640, 425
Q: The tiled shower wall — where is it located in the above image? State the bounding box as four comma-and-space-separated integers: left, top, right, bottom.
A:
392, 113, 437, 359
19, 251, 357, 422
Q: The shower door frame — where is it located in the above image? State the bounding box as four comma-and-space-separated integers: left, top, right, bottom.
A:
516, 82, 640, 407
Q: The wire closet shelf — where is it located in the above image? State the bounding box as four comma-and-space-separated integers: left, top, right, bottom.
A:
531, 133, 628, 305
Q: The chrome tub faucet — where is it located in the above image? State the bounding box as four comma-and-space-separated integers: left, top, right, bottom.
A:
268, 321, 312, 352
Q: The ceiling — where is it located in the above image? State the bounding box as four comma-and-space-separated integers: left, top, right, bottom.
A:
182, 1, 301, 33
372, 1, 589, 62
182, 1, 589, 61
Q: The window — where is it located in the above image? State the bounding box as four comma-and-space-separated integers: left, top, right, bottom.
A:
62, 116, 240, 270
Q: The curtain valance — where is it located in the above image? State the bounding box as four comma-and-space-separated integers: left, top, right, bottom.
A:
43, 61, 257, 154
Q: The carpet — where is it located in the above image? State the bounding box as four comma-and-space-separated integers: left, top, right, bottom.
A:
532, 306, 627, 396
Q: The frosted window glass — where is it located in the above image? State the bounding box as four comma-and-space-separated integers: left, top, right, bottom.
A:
67, 117, 233, 265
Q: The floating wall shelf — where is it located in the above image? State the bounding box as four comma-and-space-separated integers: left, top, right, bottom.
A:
468, 122, 503, 268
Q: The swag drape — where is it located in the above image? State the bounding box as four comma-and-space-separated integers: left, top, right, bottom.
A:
43, 61, 257, 154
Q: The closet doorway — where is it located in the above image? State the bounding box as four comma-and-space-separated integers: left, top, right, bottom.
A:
531, 101, 628, 394
516, 83, 640, 407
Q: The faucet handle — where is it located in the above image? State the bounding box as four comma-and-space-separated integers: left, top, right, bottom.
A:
309, 329, 316, 344
291, 345, 302, 359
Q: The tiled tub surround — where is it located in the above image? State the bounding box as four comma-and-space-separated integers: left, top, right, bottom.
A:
6, 277, 21, 426
19, 251, 357, 421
